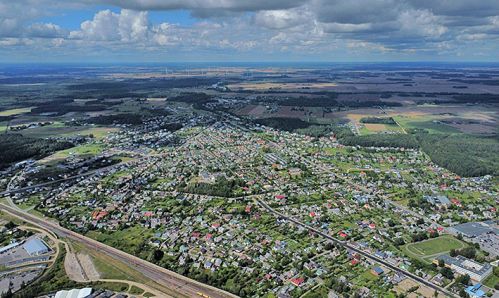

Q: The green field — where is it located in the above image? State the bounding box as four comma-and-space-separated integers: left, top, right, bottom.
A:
49, 143, 105, 160
0, 107, 33, 116
483, 273, 499, 289
402, 235, 466, 262
359, 123, 404, 135
393, 115, 460, 134
14, 124, 118, 139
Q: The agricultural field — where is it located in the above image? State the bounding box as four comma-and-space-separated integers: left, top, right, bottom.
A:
12, 123, 118, 139
359, 123, 404, 135
228, 81, 338, 91
0, 107, 33, 116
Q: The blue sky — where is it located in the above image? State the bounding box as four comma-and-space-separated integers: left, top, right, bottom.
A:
37, 7, 196, 30
0, 0, 498, 63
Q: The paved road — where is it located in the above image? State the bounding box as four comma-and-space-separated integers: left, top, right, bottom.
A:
254, 198, 457, 298
0, 203, 237, 298
0, 165, 116, 197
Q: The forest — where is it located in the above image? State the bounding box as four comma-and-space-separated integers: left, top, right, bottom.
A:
0, 134, 73, 169
416, 134, 499, 177
338, 133, 499, 177
360, 117, 397, 125
339, 134, 420, 149
183, 176, 246, 197
254, 117, 312, 131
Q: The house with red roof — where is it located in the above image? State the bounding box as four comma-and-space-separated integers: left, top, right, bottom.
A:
451, 198, 462, 207
91, 210, 108, 220
290, 277, 305, 287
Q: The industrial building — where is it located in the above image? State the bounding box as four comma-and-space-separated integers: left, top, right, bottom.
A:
22, 237, 49, 256
434, 255, 493, 282
54, 288, 93, 298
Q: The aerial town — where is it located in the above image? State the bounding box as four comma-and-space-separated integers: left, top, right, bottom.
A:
1, 0, 499, 295
1, 65, 498, 297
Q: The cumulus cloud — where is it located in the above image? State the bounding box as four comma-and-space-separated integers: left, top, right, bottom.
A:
398, 9, 447, 39
254, 7, 313, 29
70, 9, 149, 42
88, 0, 307, 12
27, 23, 68, 38
1, 0, 498, 60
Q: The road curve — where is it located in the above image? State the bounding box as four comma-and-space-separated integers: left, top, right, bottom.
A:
255, 198, 457, 298
0, 203, 238, 298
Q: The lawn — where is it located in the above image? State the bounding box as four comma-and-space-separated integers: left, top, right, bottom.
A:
403, 235, 466, 261
483, 273, 498, 289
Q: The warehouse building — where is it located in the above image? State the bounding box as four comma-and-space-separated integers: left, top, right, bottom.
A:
22, 237, 49, 256
434, 255, 492, 282
55, 288, 93, 298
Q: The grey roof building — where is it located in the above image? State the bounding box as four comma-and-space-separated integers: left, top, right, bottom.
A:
435, 254, 493, 282
23, 238, 49, 256
451, 221, 498, 238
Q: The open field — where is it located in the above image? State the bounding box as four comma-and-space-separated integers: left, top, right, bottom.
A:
45, 143, 105, 161
402, 236, 466, 262
394, 279, 445, 298
12, 124, 118, 139
228, 82, 337, 90
0, 107, 33, 116
392, 116, 461, 134
359, 123, 404, 135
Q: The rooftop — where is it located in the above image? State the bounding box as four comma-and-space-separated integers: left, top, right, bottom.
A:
436, 255, 492, 277
452, 221, 498, 238
23, 238, 49, 256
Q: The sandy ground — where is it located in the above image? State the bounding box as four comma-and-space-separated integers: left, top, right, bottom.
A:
64, 252, 87, 282
394, 279, 446, 298
78, 253, 101, 280
64, 249, 100, 282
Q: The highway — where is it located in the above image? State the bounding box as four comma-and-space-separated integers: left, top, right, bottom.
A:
0, 203, 237, 298
254, 198, 457, 298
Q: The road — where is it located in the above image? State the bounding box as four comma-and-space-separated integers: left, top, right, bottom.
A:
254, 198, 457, 298
0, 203, 237, 298
0, 165, 117, 197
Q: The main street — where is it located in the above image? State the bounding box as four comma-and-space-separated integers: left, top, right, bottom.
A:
0, 203, 237, 298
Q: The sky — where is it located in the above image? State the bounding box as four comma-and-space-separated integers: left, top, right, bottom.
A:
0, 0, 499, 63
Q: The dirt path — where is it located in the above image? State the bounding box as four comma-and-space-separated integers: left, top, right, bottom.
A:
62, 242, 166, 297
